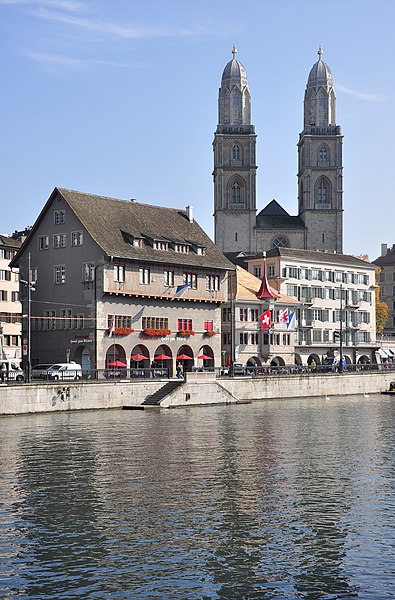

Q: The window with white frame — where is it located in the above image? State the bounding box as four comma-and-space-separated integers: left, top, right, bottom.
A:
38, 235, 49, 250
74, 314, 84, 329
44, 310, 56, 330
53, 233, 66, 249
0, 290, 7, 301
164, 270, 174, 287
54, 265, 66, 284
254, 267, 261, 279
54, 210, 65, 224
0, 270, 10, 281
139, 267, 150, 285
11, 291, 19, 302
204, 320, 213, 332
183, 272, 197, 289
175, 244, 190, 254
114, 264, 125, 283
268, 265, 275, 277
82, 262, 95, 282
153, 240, 168, 250
206, 274, 220, 291
239, 332, 248, 345
71, 231, 83, 246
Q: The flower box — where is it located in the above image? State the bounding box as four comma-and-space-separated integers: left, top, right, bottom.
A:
109, 327, 134, 335
204, 330, 217, 337
142, 328, 171, 337
177, 329, 195, 337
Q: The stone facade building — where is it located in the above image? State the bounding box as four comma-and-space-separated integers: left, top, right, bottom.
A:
11, 188, 234, 376
213, 46, 343, 256
247, 248, 377, 366
375, 244, 395, 337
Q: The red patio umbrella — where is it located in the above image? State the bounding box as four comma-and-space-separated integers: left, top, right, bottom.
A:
198, 354, 213, 360
107, 360, 127, 367
155, 353, 172, 360
130, 353, 148, 361
177, 354, 193, 360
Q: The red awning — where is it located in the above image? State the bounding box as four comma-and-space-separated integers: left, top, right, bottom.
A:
130, 354, 148, 361
198, 354, 213, 360
177, 354, 193, 360
107, 360, 127, 367
155, 353, 172, 361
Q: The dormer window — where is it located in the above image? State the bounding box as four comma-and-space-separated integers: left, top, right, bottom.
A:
196, 246, 206, 256
133, 238, 142, 247
175, 244, 190, 254
153, 240, 168, 251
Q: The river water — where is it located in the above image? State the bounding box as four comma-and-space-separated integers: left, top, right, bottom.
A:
1, 394, 395, 599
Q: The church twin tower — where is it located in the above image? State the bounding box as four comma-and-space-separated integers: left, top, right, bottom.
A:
213, 46, 343, 256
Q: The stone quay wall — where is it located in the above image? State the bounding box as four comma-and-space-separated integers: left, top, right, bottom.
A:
0, 371, 394, 416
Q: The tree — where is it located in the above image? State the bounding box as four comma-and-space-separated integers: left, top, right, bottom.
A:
375, 267, 389, 335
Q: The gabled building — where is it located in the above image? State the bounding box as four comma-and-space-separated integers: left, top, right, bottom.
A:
0, 234, 22, 360
221, 264, 299, 368
374, 243, 395, 337
11, 188, 235, 376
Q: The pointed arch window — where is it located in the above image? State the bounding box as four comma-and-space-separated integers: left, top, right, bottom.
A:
232, 145, 240, 161
319, 145, 328, 162
318, 180, 327, 204
232, 181, 241, 204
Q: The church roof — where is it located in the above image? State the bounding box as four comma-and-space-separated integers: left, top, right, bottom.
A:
256, 200, 305, 230
307, 46, 333, 87
221, 45, 249, 89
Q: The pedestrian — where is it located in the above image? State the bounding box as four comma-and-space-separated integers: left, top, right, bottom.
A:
176, 362, 183, 379
310, 358, 316, 373
0, 362, 7, 382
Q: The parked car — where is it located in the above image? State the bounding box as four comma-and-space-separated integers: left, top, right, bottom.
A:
233, 362, 245, 375
0, 359, 25, 382
31, 364, 53, 380
46, 362, 82, 380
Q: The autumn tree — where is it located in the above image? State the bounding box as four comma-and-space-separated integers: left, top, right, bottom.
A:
375, 267, 389, 334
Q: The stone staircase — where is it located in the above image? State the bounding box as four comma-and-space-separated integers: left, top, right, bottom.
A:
142, 379, 184, 406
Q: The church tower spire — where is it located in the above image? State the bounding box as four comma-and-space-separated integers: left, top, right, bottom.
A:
298, 47, 343, 253
213, 47, 257, 254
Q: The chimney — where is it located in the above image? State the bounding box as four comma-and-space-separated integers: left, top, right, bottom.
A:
186, 205, 193, 222
381, 243, 388, 256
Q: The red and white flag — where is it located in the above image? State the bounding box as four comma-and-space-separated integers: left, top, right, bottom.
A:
279, 308, 289, 324
259, 309, 272, 329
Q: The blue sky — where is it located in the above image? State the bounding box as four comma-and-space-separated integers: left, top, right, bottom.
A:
1, 0, 394, 261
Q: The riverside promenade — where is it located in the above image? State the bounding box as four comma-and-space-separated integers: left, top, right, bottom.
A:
1, 370, 394, 415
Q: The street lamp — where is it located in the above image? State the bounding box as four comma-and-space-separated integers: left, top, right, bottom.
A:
20, 252, 35, 383
338, 284, 344, 374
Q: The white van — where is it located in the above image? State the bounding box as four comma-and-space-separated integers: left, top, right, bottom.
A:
46, 362, 82, 380
0, 359, 25, 382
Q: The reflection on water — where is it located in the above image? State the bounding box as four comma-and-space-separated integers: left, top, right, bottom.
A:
1, 395, 395, 598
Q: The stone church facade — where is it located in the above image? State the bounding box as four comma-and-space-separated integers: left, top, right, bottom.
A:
213, 46, 344, 256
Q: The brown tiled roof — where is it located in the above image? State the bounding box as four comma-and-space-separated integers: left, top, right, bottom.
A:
236, 266, 298, 303
374, 249, 395, 266
57, 188, 235, 271
252, 247, 376, 269
0, 234, 21, 249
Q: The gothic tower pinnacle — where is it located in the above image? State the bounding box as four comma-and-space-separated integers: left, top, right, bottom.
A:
213, 47, 257, 254
298, 47, 343, 253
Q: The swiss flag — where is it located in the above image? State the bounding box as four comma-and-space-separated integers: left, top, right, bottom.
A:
259, 309, 272, 329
